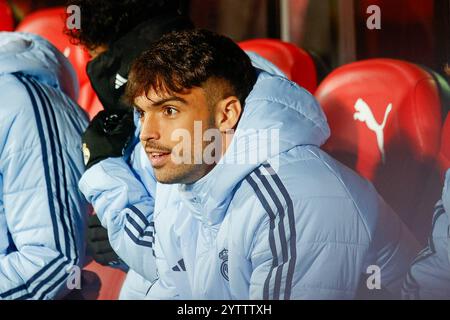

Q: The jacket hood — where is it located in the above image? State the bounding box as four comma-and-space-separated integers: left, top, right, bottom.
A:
179, 69, 330, 225
0, 32, 78, 100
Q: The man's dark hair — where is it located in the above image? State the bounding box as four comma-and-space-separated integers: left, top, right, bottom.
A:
125, 29, 257, 106
65, 0, 181, 49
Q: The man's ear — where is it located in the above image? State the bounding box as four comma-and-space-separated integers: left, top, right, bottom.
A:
215, 96, 242, 132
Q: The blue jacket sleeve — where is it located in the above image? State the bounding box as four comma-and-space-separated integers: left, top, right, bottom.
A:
0, 77, 87, 300
402, 170, 450, 299
78, 144, 158, 283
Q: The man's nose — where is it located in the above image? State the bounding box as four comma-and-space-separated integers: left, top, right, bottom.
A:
140, 114, 160, 141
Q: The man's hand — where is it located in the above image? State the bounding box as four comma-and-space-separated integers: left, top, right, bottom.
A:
86, 214, 121, 266
82, 109, 135, 170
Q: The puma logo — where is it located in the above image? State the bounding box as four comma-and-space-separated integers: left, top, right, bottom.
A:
353, 98, 392, 163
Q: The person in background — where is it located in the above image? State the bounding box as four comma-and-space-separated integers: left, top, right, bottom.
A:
0, 32, 88, 300
64, 0, 193, 299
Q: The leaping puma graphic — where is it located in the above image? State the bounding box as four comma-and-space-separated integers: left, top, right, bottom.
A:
353, 98, 392, 163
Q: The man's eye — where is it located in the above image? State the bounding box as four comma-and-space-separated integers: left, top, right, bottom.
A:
135, 108, 145, 119
163, 107, 179, 117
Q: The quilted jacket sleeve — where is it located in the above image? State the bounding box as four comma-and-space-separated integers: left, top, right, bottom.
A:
0, 74, 88, 300
78, 144, 158, 283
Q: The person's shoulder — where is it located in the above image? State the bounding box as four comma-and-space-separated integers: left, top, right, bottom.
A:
0, 74, 40, 131
230, 151, 377, 240
0, 73, 33, 112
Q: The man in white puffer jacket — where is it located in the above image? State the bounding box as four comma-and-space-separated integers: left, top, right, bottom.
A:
80, 29, 419, 299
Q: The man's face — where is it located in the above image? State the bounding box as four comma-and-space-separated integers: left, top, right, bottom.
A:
134, 86, 219, 184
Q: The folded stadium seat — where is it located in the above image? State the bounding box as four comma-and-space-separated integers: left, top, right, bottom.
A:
0, 0, 13, 31
239, 38, 326, 94
16, 7, 91, 104
315, 58, 446, 244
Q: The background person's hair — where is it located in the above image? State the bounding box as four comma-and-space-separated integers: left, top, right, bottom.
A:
64, 0, 182, 50
125, 29, 257, 106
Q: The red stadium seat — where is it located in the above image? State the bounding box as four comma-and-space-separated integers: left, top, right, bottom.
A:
16, 7, 90, 98
239, 38, 320, 93
315, 58, 444, 243
438, 114, 450, 175
0, 0, 14, 31
79, 260, 127, 300
79, 82, 103, 119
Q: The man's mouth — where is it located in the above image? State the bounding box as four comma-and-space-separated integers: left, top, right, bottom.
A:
146, 150, 171, 168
